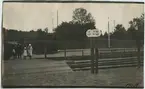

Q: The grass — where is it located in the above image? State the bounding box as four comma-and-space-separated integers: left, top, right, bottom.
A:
2, 49, 144, 87
2, 67, 143, 87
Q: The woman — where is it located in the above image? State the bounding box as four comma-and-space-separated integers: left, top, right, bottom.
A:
23, 47, 27, 59
27, 44, 33, 59
12, 47, 16, 59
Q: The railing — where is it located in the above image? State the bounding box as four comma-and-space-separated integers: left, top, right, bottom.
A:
56, 48, 143, 59
64, 48, 144, 71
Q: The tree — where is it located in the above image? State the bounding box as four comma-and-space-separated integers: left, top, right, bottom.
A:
6, 29, 19, 41
55, 8, 96, 41
37, 29, 42, 33
44, 27, 49, 33
128, 14, 144, 47
37, 29, 45, 39
128, 14, 144, 41
72, 8, 95, 27
111, 24, 127, 40
3, 27, 7, 41
30, 30, 34, 32
99, 30, 103, 38
127, 24, 136, 40
103, 32, 108, 39
55, 22, 81, 40
128, 14, 144, 68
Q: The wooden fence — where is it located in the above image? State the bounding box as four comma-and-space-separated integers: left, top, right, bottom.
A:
57, 48, 143, 59
62, 48, 144, 71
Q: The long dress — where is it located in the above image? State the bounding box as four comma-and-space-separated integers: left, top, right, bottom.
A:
12, 49, 16, 58
23, 49, 27, 56
28, 46, 33, 56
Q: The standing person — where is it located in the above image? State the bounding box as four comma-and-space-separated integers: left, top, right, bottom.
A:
20, 44, 24, 59
23, 47, 27, 60
15, 44, 21, 59
18, 44, 23, 59
12, 47, 16, 59
15, 44, 19, 59
17, 44, 21, 59
28, 44, 33, 59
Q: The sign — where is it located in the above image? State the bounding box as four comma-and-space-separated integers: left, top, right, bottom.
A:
86, 29, 100, 74
86, 29, 100, 37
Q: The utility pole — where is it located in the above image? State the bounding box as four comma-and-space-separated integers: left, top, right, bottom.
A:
114, 20, 116, 32
57, 10, 58, 27
52, 18, 54, 32
108, 17, 110, 48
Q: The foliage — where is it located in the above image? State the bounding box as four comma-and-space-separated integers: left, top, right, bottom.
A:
111, 24, 127, 40
55, 8, 96, 41
3, 28, 54, 41
3, 8, 144, 52
72, 8, 95, 25
128, 14, 144, 41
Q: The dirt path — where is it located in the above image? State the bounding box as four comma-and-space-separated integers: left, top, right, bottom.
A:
3, 59, 72, 75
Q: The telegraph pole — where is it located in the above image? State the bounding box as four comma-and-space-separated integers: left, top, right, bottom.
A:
57, 10, 58, 27
114, 20, 116, 32
108, 17, 110, 48
52, 18, 54, 32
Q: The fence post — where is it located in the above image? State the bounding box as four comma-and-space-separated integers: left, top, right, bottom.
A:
111, 49, 113, 58
44, 46, 47, 59
82, 49, 84, 57
64, 49, 66, 59
120, 48, 121, 58
90, 37, 95, 74
137, 45, 141, 68
124, 48, 125, 57
95, 47, 99, 74
134, 48, 136, 56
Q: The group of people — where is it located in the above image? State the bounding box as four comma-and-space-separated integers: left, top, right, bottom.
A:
12, 43, 33, 59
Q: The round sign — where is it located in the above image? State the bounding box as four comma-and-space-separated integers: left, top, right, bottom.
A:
86, 29, 100, 37
86, 30, 93, 37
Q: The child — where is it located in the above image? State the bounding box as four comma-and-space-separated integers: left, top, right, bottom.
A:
23, 47, 27, 59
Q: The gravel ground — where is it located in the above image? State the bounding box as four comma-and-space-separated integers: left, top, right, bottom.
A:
2, 67, 143, 87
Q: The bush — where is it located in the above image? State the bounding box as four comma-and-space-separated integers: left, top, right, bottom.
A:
4, 42, 14, 60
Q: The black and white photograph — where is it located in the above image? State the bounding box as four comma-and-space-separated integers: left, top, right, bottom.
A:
1, 1, 144, 87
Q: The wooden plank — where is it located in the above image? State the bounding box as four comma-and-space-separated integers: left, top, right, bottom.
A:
70, 56, 143, 63
73, 64, 143, 71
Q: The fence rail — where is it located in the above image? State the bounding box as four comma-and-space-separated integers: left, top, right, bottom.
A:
66, 56, 143, 71
63, 48, 144, 71
58, 48, 143, 52
55, 48, 143, 58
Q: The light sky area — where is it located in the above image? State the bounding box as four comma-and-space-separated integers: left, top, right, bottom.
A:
3, 3, 144, 34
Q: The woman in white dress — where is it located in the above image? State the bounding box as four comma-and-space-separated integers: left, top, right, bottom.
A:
28, 44, 33, 59
12, 48, 16, 59
23, 47, 27, 59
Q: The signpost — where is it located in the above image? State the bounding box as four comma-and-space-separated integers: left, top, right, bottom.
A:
95, 47, 99, 73
86, 29, 100, 74
86, 29, 100, 37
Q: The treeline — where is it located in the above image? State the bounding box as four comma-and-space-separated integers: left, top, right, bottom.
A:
3, 28, 55, 41
3, 20, 144, 42
3, 8, 144, 49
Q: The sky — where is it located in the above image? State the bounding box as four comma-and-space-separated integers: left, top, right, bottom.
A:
3, 2, 144, 34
